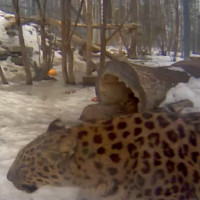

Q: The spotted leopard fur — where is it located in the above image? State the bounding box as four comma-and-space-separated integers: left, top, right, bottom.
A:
7, 112, 200, 200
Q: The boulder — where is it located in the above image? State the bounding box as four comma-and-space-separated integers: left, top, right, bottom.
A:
171, 60, 200, 78
80, 103, 125, 122
10, 56, 32, 66
7, 46, 33, 57
0, 50, 10, 60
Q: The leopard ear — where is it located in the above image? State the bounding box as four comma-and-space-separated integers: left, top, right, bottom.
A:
47, 119, 66, 132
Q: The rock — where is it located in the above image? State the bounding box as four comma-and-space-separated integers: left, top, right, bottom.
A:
163, 100, 193, 113
7, 46, 33, 57
0, 50, 10, 60
171, 60, 200, 78
6, 30, 17, 37
190, 56, 200, 60
10, 57, 24, 66
34, 51, 40, 55
65, 90, 76, 94
9, 69, 18, 72
10, 56, 32, 66
80, 103, 126, 122
82, 75, 97, 85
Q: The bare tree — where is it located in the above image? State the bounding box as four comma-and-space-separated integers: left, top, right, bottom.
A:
66, 0, 75, 84
182, 0, 190, 60
172, 0, 181, 61
143, 0, 152, 54
128, 0, 138, 58
61, 0, 69, 84
12, 0, 32, 85
61, 0, 75, 84
35, 0, 51, 80
100, 0, 107, 68
85, 0, 93, 75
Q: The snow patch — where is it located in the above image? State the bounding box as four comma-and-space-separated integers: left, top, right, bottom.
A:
160, 77, 200, 112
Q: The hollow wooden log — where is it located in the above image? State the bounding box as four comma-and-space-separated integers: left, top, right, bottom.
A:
96, 60, 190, 112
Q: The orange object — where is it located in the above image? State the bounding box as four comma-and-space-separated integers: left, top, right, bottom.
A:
48, 68, 57, 76
91, 97, 98, 102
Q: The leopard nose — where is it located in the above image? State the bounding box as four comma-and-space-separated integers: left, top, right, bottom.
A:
21, 184, 38, 193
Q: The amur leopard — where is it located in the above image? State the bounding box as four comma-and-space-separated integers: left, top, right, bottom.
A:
7, 112, 200, 200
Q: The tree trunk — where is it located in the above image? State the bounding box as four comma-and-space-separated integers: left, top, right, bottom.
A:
35, 0, 49, 80
143, 0, 152, 54
100, 0, 107, 69
182, 0, 190, 60
12, 0, 32, 85
61, 0, 69, 84
173, 0, 180, 61
61, 0, 75, 84
128, 0, 138, 58
67, 45, 75, 84
66, 0, 75, 84
160, 0, 167, 55
85, 0, 93, 75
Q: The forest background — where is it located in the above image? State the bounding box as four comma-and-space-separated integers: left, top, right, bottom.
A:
0, 0, 197, 85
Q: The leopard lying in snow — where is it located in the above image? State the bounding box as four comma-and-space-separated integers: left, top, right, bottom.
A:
7, 112, 200, 200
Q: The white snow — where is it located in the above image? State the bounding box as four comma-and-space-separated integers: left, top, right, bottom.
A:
0, 8, 200, 200
0, 80, 95, 200
127, 52, 182, 67
0, 10, 95, 199
160, 77, 200, 113
1, 10, 39, 52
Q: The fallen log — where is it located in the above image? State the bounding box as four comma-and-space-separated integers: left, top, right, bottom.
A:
81, 60, 191, 121
5, 15, 131, 61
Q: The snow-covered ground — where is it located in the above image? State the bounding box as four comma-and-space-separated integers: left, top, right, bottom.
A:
1, 9, 200, 200
0, 79, 95, 200
0, 10, 95, 199
3, 72, 200, 200
3, 69, 200, 200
